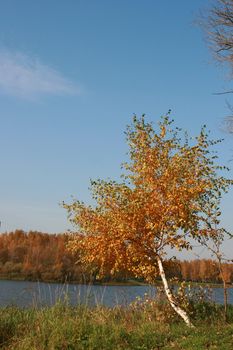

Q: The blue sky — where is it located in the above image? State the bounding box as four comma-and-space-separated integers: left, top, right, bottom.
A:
0, 0, 232, 259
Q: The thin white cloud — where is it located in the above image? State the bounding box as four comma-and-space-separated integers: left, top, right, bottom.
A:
0, 50, 80, 99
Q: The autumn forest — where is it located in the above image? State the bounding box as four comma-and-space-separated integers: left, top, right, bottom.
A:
0, 230, 232, 285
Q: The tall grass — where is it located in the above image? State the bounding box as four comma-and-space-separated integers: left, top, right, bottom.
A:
0, 296, 232, 350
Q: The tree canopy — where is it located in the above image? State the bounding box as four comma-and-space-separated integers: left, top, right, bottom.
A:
63, 114, 232, 326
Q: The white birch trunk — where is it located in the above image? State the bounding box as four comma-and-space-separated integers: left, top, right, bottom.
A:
157, 255, 195, 328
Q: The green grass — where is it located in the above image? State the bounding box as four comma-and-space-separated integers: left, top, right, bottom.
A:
0, 300, 232, 350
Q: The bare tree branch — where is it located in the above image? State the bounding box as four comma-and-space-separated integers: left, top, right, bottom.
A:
201, 0, 233, 133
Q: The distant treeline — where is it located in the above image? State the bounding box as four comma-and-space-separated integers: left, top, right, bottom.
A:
0, 230, 128, 283
0, 230, 232, 284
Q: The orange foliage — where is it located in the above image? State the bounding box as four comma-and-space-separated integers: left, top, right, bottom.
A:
0, 230, 83, 282
64, 115, 233, 283
0, 230, 233, 284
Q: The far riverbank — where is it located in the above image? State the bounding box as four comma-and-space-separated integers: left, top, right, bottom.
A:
0, 274, 231, 288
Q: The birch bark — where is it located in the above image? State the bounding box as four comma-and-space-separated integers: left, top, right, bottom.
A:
157, 256, 195, 328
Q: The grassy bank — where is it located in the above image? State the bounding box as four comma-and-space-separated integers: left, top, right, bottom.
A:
0, 300, 233, 350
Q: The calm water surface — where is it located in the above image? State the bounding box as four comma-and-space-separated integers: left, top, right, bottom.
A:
0, 280, 232, 307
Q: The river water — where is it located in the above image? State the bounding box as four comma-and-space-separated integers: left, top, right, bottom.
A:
0, 280, 232, 308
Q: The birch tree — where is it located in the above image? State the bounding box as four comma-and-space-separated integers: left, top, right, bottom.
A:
63, 114, 233, 327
